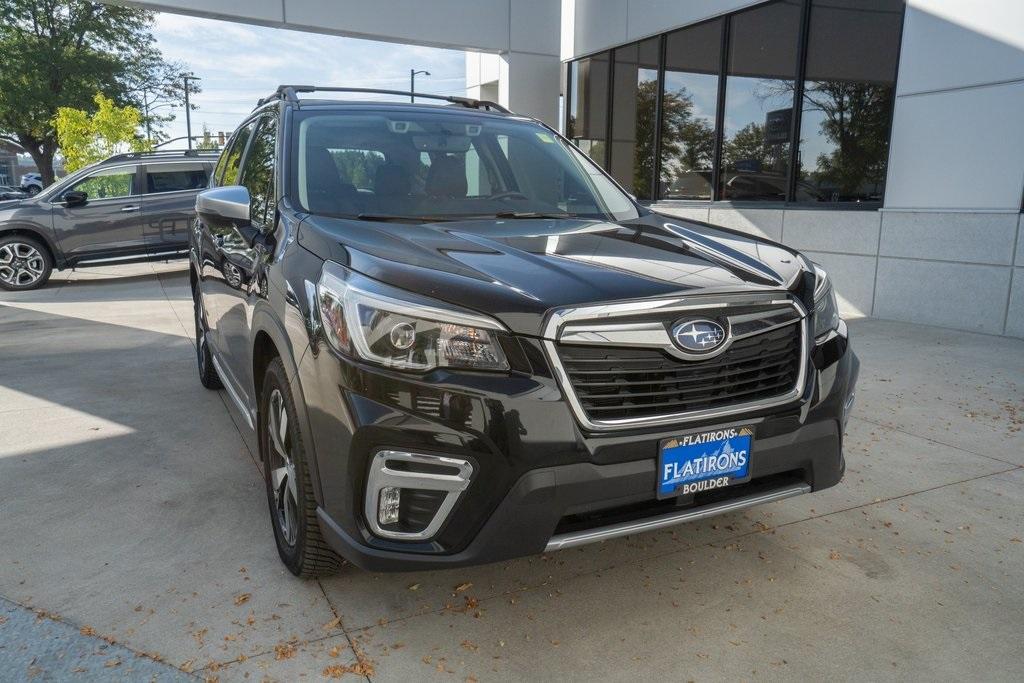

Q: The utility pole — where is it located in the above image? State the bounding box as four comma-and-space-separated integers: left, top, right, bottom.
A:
182, 74, 200, 150
410, 69, 430, 103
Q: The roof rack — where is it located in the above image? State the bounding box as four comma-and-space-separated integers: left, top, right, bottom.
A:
255, 85, 511, 114
104, 149, 218, 163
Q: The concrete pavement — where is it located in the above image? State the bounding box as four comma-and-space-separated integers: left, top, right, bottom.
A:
1, 261, 1022, 682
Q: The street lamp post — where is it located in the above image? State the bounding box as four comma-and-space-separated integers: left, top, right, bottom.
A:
182, 74, 201, 150
410, 69, 430, 103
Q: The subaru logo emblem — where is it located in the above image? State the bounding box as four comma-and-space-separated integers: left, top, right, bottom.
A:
671, 319, 727, 353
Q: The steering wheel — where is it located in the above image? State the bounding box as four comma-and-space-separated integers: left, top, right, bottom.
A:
489, 191, 529, 201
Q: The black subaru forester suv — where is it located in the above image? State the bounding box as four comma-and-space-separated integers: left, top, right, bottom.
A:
191, 85, 858, 576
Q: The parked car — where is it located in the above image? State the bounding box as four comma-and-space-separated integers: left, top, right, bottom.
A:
0, 185, 27, 201
192, 85, 858, 576
0, 150, 217, 291
19, 172, 43, 195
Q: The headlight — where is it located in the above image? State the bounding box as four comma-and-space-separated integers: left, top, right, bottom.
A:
812, 264, 840, 338
317, 261, 510, 372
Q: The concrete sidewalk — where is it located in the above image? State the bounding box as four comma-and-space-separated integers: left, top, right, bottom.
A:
1, 261, 1022, 682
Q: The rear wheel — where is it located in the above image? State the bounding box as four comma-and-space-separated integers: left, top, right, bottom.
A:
193, 289, 222, 389
25, 186, 40, 197
0, 235, 52, 291
260, 358, 343, 577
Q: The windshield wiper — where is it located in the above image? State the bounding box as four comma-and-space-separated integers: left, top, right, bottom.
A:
493, 211, 577, 219
355, 213, 454, 223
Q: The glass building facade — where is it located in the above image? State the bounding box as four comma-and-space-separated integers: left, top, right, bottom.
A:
565, 0, 904, 205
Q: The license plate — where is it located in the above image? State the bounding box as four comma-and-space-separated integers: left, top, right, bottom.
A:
657, 426, 754, 499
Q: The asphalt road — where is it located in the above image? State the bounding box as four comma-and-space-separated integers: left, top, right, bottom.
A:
1, 261, 1022, 682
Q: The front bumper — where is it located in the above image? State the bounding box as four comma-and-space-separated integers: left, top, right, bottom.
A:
301, 322, 858, 572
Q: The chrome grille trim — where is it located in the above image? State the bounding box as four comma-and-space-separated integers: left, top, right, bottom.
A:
542, 293, 810, 431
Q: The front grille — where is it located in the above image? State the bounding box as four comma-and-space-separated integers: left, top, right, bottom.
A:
556, 322, 802, 422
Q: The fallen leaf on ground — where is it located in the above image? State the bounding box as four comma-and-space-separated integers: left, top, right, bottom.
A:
274, 642, 297, 660
233, 593, 251, 606
454, 582, 472, 593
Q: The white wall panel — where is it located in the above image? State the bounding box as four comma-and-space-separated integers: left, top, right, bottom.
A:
625, 0, 759, 45
285, 0, 510, 51
884, 81, 1024, 211
874, 259, 1012, 333
511, 0, 562, 55
898, 0, 1024, 95
121, 0, 283, 24
879, 212, 1019, 265
573, 0, 628, 56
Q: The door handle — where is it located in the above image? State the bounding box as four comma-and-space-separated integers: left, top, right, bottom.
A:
121, 205, 139, 212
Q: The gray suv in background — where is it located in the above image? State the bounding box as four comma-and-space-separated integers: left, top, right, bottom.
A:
0, 150, 217, 291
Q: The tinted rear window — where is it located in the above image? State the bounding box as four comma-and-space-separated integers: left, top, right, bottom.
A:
146, 164, 209, 193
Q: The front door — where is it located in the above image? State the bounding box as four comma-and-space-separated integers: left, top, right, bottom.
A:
216, 112, 278, 397
51, 164, 146, 261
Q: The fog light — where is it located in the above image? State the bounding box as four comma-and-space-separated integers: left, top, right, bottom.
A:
378, 486, 401, 525
365, 451, 473, 540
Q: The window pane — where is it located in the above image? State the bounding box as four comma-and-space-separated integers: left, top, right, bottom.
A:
609, 39, 659, 199
796, 0, 902, 202
218, 121, 256, 186
240, 115, 277, 227
719, 0, 802, 201
69, 167, 135, 200
567, 53, 610, 167
146, 163, 209, 193
659, 19, 722, 200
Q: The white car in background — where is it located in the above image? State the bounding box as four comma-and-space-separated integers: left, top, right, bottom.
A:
20, 172, 43, 196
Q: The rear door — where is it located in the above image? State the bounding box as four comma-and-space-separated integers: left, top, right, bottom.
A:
50, 164, 146, 261
141, 161, 212, 255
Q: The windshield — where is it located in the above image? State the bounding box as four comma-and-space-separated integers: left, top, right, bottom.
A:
291, 109, 640, 221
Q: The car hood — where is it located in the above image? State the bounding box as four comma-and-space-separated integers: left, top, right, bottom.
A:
297, 212, 810, 336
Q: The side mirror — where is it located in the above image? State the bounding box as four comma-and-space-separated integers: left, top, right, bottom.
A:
196, 185, 250, 227
64, 190, 88, 207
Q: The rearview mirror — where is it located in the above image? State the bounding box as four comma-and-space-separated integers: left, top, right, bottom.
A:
196, 185, 250, 227
63, 191, 87, 207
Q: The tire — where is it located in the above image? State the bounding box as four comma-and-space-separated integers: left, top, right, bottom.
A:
0, 234, 52, 291
193, 289, 222, 389
260, 358, 344, 577
25, 186, 40, 197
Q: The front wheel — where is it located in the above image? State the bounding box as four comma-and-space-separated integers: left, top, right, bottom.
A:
25, 186, 40, 197
0, 235, 52, 291
193, 290, 222, 389
260, 358, 344, 577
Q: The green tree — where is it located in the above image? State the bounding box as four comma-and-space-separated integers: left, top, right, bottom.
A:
53, 93, 148, 172
0, 0, 191, 184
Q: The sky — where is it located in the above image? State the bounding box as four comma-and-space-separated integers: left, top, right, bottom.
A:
150, 13, 467, 144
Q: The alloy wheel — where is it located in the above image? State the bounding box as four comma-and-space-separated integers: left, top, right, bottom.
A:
267, 388, 299, 546
0, 242, 45, 288
194, 301, 208, 372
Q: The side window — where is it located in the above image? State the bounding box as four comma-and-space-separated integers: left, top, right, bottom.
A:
216, 121, 256, 187
145, 163, 209, 193
239, 114, 277, 228
65, 166, 137, 200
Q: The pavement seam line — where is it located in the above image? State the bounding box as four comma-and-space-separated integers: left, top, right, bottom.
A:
189, 580, 373, 678
852, 414, 1022, 467
0, 594, 203, 680
319, 578, 374, 682
341, 464, 1022, 636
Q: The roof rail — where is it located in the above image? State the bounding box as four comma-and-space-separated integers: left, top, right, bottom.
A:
103, 149, 218, 163
255, 85, 511, 114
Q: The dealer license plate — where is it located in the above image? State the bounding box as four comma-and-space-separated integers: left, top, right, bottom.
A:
657, 426, 754, 499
